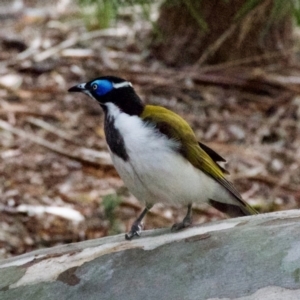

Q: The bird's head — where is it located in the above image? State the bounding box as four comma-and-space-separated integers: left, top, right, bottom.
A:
68, 76, 144, 116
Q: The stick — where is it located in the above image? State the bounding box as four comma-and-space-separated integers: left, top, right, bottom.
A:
26, 117, 82, 145
0, 119, 112, 166
34, 28, 128, 62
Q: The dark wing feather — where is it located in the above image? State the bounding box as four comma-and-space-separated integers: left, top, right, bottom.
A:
198, 142, 226, 162
199, 142, 229, 174
209, 199, 250, 217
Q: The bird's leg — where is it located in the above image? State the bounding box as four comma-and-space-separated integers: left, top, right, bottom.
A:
125, 204, 153, 240
172, 204, 193, 231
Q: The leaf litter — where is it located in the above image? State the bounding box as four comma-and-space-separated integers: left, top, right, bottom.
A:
0, 0, 300, 258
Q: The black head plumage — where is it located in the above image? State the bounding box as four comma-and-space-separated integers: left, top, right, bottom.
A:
68, 76, 144, 116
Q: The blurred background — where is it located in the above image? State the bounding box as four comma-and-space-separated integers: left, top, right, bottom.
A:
1, 0, 300, 258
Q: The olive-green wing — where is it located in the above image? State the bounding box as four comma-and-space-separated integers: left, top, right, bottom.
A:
141, 105, 257, 215
142, 105, 226, 178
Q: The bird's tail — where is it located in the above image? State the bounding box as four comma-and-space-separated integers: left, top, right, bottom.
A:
209, 199, 258, 218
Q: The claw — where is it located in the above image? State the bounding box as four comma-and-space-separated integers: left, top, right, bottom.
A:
125, 222, 143, 240
171, 217, 192, 231
172, 204, 192, 232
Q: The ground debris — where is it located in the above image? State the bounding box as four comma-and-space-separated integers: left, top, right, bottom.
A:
0, 0, 300, 258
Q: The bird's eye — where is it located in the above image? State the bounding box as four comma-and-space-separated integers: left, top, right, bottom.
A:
92, 84, 97, 90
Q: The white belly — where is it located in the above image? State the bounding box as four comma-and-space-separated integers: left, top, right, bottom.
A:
111, 149, 224, 206
105, 103, 230, 206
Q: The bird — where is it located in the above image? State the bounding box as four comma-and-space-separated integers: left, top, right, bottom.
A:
68, 76, 257, 240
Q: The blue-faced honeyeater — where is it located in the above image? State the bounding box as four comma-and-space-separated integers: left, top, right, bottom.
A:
68, 76, 257, 240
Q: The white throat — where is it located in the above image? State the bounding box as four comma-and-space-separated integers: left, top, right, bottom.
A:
105, 102, 122, 120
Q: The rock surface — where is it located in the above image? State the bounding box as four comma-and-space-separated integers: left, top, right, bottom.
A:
1, 210, 300, 300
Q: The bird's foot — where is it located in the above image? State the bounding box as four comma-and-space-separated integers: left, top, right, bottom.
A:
171, 216, 192, 231
125, 222, 143, 240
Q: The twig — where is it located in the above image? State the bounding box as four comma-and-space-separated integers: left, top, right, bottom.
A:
0, 27, 129, 68
193, 0, 276, 67
252, 70, 300, 93
34, 36, 82, 62
0, 105, 55, 118
196, 48, 295, 73
232, 173, 298, 192
26, 116, 82, 145
0, 119, 112, 166
34, 28, 128, 62
195, 23, 237, 67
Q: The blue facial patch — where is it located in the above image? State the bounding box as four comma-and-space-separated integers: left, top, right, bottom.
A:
91, 79, 113, 96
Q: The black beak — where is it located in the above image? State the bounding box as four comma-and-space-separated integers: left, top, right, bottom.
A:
68, 83, 87, 93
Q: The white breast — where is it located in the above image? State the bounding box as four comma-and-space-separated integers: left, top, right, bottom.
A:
105, 103, 231, 206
